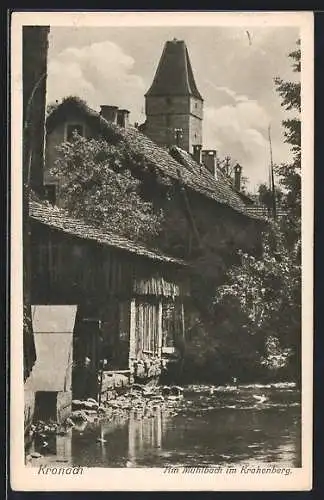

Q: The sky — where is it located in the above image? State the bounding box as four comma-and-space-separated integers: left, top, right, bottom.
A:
46, 25, 300, 191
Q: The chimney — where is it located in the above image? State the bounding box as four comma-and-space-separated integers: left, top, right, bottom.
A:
100, 105, 118, 124
233, 163, 242, 191
192, 144, 202, 164
117, 109, 130, 128
202, 150, 217, 178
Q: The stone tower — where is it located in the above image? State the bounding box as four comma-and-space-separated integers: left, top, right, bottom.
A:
144, 39, 203, 153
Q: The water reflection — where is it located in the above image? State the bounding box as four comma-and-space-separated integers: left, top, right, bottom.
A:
26, 429, 73, 465
127, 407, 167, 466
26, 385, 301, 468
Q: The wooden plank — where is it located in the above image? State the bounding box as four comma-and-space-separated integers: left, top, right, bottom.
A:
157, 301, 163, 357
105, 369, 130, 375
181, 301, 185, 339
128, 299, 136, 368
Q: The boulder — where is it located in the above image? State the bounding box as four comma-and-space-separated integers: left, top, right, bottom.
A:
72, 399, 83, 410
87, 398, 98, 405
83, 409, 97, 415
170, 386, 184, 397
81, 401, 98, 410
161, 386, 171, 396
151, 395, 165, 402
70, 410, 88, 422
131, 384, 145, 393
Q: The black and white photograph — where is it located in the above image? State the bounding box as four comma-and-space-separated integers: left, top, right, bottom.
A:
10, 11, 313, 491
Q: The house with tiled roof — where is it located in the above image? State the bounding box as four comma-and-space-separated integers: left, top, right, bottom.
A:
44, 98, 251, 217
44, 95, 265, 265
29, 195, 189, 409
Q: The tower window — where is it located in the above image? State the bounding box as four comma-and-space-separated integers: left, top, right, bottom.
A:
166, 97, 172, 106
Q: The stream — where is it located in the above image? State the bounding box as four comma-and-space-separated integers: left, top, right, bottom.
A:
26, 382, 301, 468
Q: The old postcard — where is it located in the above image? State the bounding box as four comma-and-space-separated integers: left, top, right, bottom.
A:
10, 10, 313, 491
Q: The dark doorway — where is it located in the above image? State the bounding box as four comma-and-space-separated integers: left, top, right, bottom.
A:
34, 391, 57, 421
73, 317, 101, 400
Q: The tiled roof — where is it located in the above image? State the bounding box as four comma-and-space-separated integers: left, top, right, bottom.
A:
245, 205, 287, 219
169, 146, 249, 215
46, 97, 262, 220
29, 199, 185, 266
122, 129, 249, 214
145, 40, 203, 100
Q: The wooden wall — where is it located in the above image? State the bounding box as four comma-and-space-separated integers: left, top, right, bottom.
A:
30, 221, 187, 305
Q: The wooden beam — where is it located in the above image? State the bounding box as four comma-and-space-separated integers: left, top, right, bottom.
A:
181, 302, 185, 339
157, 300, 163, 358
129, 299, 136, 370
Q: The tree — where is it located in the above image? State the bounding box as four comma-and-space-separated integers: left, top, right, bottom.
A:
207, 43, 303, 384
274, 40, 301, 233
51, 134, 162, 243
46, 100, 60, 116
215, 224, 301, 383
257, 183, 283, 212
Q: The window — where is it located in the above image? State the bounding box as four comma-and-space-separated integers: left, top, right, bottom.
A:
165, 97, 172, 106
66, 123, 85, 142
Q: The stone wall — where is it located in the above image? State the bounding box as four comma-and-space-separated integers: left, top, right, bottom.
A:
24, 389, 35, 431
145, 95, 203, 153
57, 390, 72, 423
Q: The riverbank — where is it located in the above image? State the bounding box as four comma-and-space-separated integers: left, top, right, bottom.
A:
25, 382, 300, 468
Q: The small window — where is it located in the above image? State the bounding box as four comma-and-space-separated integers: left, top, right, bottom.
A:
66, 123, 84, 142
166, 97, 172, 106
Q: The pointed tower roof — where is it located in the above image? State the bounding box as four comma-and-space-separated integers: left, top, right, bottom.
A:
145, 39, 203, 100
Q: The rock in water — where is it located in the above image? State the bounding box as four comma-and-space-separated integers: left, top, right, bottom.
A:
72, 399, 83, 410
252, 394, 267, 404
87, 398, 98, 405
